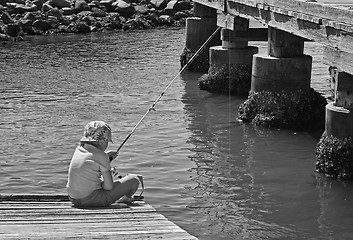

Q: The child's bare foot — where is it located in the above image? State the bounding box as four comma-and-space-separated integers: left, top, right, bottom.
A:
117, 196, 134, 205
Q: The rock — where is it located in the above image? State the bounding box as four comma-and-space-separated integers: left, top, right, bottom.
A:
177, 0, 192, 11
22, 11, 41, 21
12, 0, 25, 5
75, 21, 90, 33
91, 0, 101, 6
46, 7, 63, 19
164, 0, 176, 15
26, 4, 38, 11
79, 14, 94, 24
134, 15, 150, 29
77, 10, 92, 17
60, 15, 71, 25
32, 0, 47, 7
143, 12, 157, 25
9, 3, 37, 14
159, 14, 173, 25
150, 0, 167, 10
100, 0, 115, 11
106, 12, 122, 29
100, 0, 114, 7
74, 0, 90, 13
49, 0, 70, 9
63, 14, 77, 23
134, 4, 149, 14
42, 2, 53, 11
0, 0, 190, 38
32, 18, 50, 31
18, 19, 33, 33
124, 15, 151, 30
1, 11, 14, 24
0, 33, 10, 41
47, 15, 59, 28
88, 2, 96, 8
0, 0, 7, 7
164, 0, 191, 15
91, 6, 106, 17
6, 23, 21, 37
0, 4, 7, 11
61, 6, 73, 15
174, 10, 189, 20
111, 0, 135, 15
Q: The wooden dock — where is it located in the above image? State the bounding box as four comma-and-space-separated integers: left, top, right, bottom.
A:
194, 0, 353, 75
0, 194, 197, 240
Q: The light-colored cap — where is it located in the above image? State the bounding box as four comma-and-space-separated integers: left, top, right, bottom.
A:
80, 121, 113, 142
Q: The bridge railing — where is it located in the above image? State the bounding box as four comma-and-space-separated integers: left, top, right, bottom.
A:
194, 0, 353, 29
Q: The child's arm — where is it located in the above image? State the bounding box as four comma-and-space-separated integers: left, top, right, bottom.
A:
106, 150, 119, 162
100, 169, 114, 190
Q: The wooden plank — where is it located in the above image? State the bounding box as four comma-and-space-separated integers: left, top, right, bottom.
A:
0, 194, 69, 202
225, 1, 265, 24
323, 45, 353, 75
226, 1, 319, 40
0, 227, 193, 239
0, 194, 197, 240
232, 0, 353, 26
224, 0, 353, 46
217, 11, 236, 30
231, 28, 268, 41
334, 33, 353, 54
194, 0, 225, 11
226, 0, 353, 50
217, 10, 268, 40
0, 217, 168, 223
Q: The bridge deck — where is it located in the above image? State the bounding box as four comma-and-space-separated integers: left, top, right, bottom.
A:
0, 194, 197, 240
194, 0, 353, 75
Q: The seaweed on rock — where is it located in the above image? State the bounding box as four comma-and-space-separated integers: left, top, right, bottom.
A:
238, 88, 327, 130
198, 64, 252, 96
316, 132, 353, 181
180, 47, 209, 73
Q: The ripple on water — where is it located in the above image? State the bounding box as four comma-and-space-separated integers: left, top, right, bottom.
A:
1, 28, 353, 240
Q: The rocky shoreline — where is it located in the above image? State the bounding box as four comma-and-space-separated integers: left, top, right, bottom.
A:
0, 0, 193, 43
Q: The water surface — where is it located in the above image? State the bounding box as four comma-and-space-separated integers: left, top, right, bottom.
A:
1, 28, 353, 240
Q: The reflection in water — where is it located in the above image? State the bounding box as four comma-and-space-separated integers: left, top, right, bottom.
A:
1, 28, 353, 240
316, 174, 353, 239
179, 71, 353, 240
180, 72, 295, 239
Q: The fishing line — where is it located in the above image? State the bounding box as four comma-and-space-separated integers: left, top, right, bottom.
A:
228, 29, 232, 159
113, 26, 222, 157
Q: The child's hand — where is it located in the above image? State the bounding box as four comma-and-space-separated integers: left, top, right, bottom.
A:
110, 167, 122, 178
107, 151, 119, 161
111, 167, 118, 175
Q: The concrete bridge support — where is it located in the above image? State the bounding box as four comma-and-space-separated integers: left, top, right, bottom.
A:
251, 27, 311, 92
325, 69, 353, 139
199, 17, 258, 95
180, 2, 221, 72
316, 69, 353, 180
238, 27, 327, 129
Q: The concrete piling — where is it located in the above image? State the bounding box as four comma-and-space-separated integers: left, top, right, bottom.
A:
238, 27, 326, 129
251, 27, 312, 93
180, 2, 220, 72
199, 17, 259, 95
183, 0, 353, 181
316, 69, 353, 180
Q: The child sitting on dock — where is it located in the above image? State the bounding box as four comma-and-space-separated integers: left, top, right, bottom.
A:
66, 120, 140, 207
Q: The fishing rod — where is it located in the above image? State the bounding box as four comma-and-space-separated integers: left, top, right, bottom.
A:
111, 26, 222, 159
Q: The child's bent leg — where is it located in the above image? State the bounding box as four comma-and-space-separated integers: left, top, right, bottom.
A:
116, 174, 140, 198
104, 174, 140, 205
